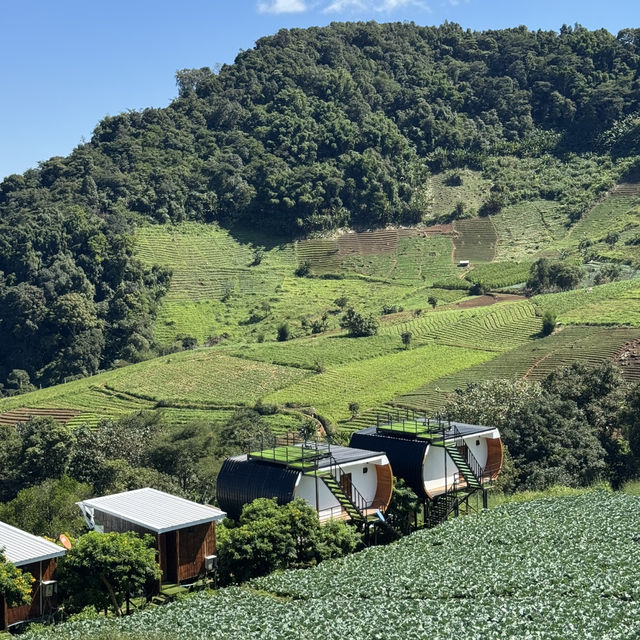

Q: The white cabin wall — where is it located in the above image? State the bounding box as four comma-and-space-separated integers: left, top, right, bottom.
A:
463, 435, 488, 467
296, 474, 340, 517
296, 456, 387, 520
339, 460, 382, 503
423, 446, 457, 494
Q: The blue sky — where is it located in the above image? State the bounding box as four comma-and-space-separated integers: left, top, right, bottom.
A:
0, 0, 638, 180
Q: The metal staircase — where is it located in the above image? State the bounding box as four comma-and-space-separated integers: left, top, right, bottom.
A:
310, 456, 395, 537
316, 470, 364, 521
425, 424, 489, 528
444, 443, 482, 490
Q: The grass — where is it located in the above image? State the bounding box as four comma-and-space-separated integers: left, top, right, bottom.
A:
533, 278, 640, 325
248, 445, 327, 470
264, 343, 496, 424
428, 169, 492, 217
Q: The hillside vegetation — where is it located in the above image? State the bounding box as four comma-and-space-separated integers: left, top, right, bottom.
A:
2, 22, 640, 392
23, 491, 640, 639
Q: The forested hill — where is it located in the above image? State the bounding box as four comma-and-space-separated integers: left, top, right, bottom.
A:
1, 21, 640, 391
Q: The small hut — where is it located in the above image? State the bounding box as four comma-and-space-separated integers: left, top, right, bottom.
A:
350, 414, 502, 525
77, 488, 226, 586
217, 439, 393, 525
0, 521, 66, 631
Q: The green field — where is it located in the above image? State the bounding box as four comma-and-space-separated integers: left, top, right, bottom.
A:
264, 344, 496, 424
25, 492, 640, 639
452, 217, 497, 263
466, 260, 532, 289
492, 200, 568, 260
136, 223, 470, 346
428, 168, 492, 218
5, 180, 640, 437
533, 279, 640, 325
395, 325, 640, 411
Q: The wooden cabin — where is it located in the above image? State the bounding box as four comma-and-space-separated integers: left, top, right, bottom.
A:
0, 521, 66, 631
350, 416, 502, 525
217, 441, 393, 524
77, 488, 226, 586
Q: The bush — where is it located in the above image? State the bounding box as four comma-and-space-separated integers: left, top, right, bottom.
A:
541, 311, 556, 336
295, 261, 311, 277
217, 499, 361, 584
526, 259, 583, 294
276, 323, 290, 342
339, 308, 379, 337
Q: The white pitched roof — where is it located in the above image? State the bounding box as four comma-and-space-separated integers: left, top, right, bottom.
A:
78, 488, 226, 534
0, 521, 66, 567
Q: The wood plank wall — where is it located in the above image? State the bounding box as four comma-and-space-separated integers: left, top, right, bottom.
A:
4, 558, 57, 629
373, 463, 394, 511
485, 438, 504, 479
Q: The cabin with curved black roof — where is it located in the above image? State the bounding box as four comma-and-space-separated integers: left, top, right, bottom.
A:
217, 438, 393, 524
350, 413, 502, 526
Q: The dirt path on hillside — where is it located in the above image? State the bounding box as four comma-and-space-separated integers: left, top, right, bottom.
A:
454, 293, 526, 309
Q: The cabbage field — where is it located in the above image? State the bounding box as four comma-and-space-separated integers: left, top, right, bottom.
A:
26, 491, 640, 639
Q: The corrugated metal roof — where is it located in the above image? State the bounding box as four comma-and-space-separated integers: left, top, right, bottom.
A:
0, 521, 66, 567
78, 488, 226, 534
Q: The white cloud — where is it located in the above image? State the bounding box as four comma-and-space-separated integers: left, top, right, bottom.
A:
258, 0, 307, 13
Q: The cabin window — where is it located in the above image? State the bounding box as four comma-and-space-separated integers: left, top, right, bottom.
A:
476, 440, 480, 446
363, 467, 368, 474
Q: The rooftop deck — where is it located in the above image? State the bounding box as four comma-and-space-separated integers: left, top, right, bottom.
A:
373, 414, 495, 443
248, 444, 329, 471
246, 439, 385, 472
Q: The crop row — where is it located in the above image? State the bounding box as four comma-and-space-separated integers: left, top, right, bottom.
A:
264, 344, 495, 423
26, 492, 640, 639
466, 260, 532, 289
382, 300, 541, 352
396, 325, 640, 412
452, 217, 497, 263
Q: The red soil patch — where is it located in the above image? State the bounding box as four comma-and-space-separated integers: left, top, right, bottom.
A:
0, 407, 81, 426
455, 293, 526, 309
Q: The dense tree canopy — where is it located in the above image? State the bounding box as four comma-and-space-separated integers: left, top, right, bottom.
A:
59, 532, 161, 616
445, 363, 633, 490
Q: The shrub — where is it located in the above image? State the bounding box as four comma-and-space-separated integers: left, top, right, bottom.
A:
295, 261, 311, 277
276, 323, 290, 342
541, 311, 556, 336
339, 308, 379, 337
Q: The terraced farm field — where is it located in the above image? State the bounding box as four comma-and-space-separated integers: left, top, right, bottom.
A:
395, 326, 640, 412
381, 300, 542, 352
264, 344, 495, 424
26, 492, 640, 640
492, 200, 567, 260
137, 223, 468, 345
558, 183, 640, 252
452, 217, 497, 263
533, 279, 640, 325
297, 231, 459, 285
466, 260, 532, 289
0, 349, 310, 423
